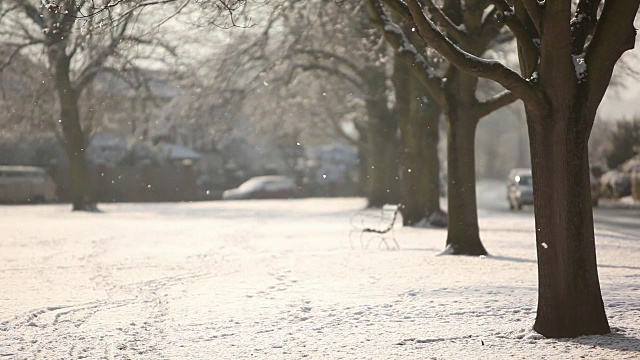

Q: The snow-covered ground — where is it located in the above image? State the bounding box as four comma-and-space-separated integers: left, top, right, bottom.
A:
1, 198, 639, 359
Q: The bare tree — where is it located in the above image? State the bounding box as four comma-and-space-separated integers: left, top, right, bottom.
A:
202, 1, 404, 206
367, 0, 517, 253
380, 0, 640, 338
0, 48, 55, 136
0, 1, 156, 209
0, 0, 247, 211
280, 3, 400, 207
392, 54, 444, 225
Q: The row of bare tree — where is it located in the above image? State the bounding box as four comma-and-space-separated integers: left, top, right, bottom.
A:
240, 0, 638, 338
1, 0, 639, 339
375, 0, 640, 339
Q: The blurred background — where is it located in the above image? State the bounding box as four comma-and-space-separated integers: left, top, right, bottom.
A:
0, 1, 639, 206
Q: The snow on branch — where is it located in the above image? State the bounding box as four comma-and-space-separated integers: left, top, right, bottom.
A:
383, 0, 538, 105
422, 0, 468, 43
366, 0, 446, 106
570, 0, 600, 55
489, 0, 539, 77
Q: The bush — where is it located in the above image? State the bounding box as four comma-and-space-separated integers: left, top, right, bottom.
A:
605, 118, 640, 170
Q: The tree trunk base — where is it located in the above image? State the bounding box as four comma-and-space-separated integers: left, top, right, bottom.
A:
402, 210, 448, 228
533, 319, 610, 339
427, 210, 447, 228
72, 203, 100, 212
441, 242, 488, 256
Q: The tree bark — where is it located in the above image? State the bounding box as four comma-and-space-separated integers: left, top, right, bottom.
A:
378, 0, 639, 339
394, 59, 443, 225
444, 103, 486, 255
50, 49, 97, 212
527, 105, 609, 337
417, 94, 442, 222
59, 93, 95, 211
442, 67, 487, 255
365, 113, 399, 207
363, 67, 400, 208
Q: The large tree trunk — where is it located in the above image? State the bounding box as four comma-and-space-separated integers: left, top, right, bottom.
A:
442, 67, 487, 255
363, 66, 400, 208
421, 106, 442, 221
59, 94, 95, 211
51, 52, 97, 212
444, 105, 486, 255
365, 116, 399, 207
527, 106, 609, 337
394, 59, 443, 225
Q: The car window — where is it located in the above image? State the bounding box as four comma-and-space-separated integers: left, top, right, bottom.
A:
265, 180, 291, 191
516, 175, 532, 185
238, 179, 264, 191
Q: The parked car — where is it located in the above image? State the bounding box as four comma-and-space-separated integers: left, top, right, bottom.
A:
507, 168, 600, 210
0, 166, 57, 203
506, 168, 533, 210
222, 176, 297, 200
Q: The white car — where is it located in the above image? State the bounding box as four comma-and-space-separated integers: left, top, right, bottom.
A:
222, 176, 297, 200
507, 168, 599, 209
0, 166, 57, 203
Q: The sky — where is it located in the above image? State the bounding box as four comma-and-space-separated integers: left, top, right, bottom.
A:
600, 86, 640, 120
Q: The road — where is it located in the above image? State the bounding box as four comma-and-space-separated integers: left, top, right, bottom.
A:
476, 180, 640, 238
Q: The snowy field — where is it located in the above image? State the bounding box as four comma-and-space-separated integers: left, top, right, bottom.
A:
1, 198, 639, 359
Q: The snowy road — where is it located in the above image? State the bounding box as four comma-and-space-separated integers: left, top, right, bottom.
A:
1, 199, 640, 359
477, 179, 640, 238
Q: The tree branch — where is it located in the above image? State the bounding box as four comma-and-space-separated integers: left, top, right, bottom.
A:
518, 0, 542, 33
290, 63, 364, 91
17, 0, 47, 29
422, 0, 468, 43
74, 13, 133, 91
0, 41, 44, 72
479, 5, 504, 43
489, 0, 539, 77
291, 48, 366, 80
533, 1, 574, 108
473, 89, 519, 118
366, 0, 446, 106
382, 0, 539, 106
0, 4, 20, 24
570, 0, 600, 55
585, 0, 640, 118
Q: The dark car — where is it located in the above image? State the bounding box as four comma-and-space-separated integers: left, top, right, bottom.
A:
222, 176, 297, 200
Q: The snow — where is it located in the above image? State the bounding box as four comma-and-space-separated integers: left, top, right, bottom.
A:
573, 54, 587, 80
1, 198, 640, 359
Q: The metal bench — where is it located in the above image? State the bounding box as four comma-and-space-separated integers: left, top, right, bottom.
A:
349, 204, 401, 249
